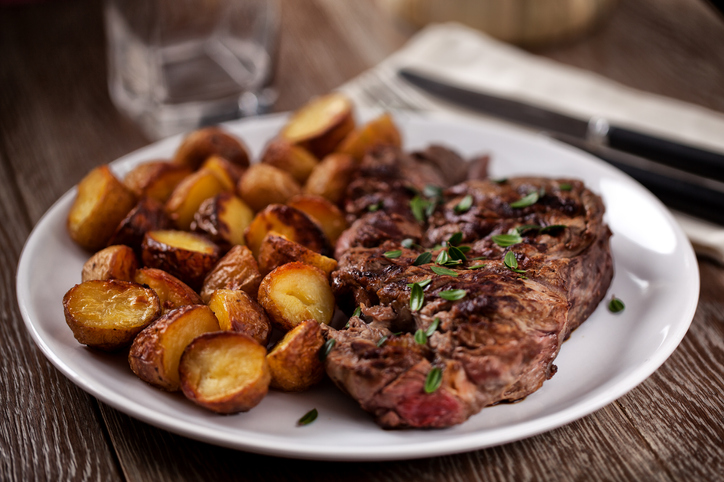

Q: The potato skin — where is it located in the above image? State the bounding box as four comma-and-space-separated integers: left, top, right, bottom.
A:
267, 320, 325, 392
208, 289, 271, 346
200, 245, 262, 303
304, 153, 357, 205
244, 204, 331, 258
257, 232, 337, 277
190, 193, 254, 251
142, 230, 221, 291
67, 165, 137, 251
82, 245, 138, 282
165, 168, 228, 230
281, 93, 355, 158
63, 279, 161, 351
107, 197, 173, 254
129, 304, 220, 391
237, 164, 301, 213
201, 155, 245, 191
287, 194, 348, 245
134, 267, 202, 314
260, 138, 319, 185
336, 112, 402, 162
179, 332, 270, 414
123, 161, 192, 203
173, 127, 250, 170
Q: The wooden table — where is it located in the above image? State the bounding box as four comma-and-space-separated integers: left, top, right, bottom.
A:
2, 0, 723, 480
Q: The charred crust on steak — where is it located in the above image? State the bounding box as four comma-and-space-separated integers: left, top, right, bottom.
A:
325, 145, 614, 429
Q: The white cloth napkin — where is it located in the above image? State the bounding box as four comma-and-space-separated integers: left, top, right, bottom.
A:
339, 22, 724, 263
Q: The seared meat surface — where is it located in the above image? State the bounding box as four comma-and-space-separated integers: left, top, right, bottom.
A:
326, 145, 613, 429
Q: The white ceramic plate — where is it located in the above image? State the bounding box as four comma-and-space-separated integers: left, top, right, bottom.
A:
17, 114, 699, 461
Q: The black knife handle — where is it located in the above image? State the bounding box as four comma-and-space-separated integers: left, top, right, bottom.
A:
607, 125, 724, 182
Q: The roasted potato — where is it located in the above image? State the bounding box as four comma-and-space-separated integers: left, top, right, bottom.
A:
142, 230, 220, 290
201, 155, 245, 191
208, 289, 271, 346
267, 320, 325, 392
129, 304, 220, 391
134, 267, 202, 314
63, 279, 161, 351
237, 164, 301, 213
179, 332, 270, 414
165, 168, 228, 230
260, 138, 319, 184
258, 262, 336, 331
244, 204, 330, 258
200, 245, 262, 303
304, 153, 356, 205
257, 232, 337, 277
81, 245, 138, 282
287, 194, 348, 244
190, 193, 254, 250
173, 126, 250, 170
336, 112, 402, 162
123, 161, 192, 203
67, 165, 137, 250
107, 197, 173, 253
280, 92, 355, 158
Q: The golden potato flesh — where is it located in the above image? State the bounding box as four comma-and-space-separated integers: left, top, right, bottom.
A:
208, 289, 271, 346
142, 230, 220, 290
107, 197, 173, 253
304, 153, 357, 205
237, 164, 301, 213
200, 155, 245, 192
244, 204, 330, 259
258, 262, 336, 332
257, 232, 337, 277
267, 320, 325, 392
134, 267, 202, 314
123, 161, 192, 203
82, 245, 138, 282
260, 138, 319, 185
165, 168, 228, 230
280, 93, 355, 158
200, 245, 262, 303
179, 332, 270, 414
67, 165, 137, 251
173, 126, 250, 170
336, 112, 402, 163
129, 304, 220, 391
287, 194, 348, 244
63, 279, 161, 351
190, 192, 253, 250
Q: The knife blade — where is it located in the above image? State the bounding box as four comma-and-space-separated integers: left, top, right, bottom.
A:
399, 68, 724, 182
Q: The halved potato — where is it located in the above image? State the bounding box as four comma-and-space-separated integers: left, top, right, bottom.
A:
179, 332, 270, 414
200, 245, 262, 303
258, 262, 336, 331
190, 193, 254, 250
129, 304, 220, 391
237, 164, 301, 213
173, 126, 250, 170
257, 232, 337, 277
304, 153, 356, 205
134, 267, 202, 314
244, 204, 330, 258
200, 155, 245, 191
287, 194, 348, 244
142, 230, 220, 290
107, 197, 173, 253
267, 320, 325, 392
336, 112, 402, 162
63, 279, 161, 351
123, 161, 192, 203
165, 168, 228, 230
82, 245, 138, 282
207, 289, 271, 346
67, 165, 137, 250
280, 92, 355, 158
260, 138, 319, 184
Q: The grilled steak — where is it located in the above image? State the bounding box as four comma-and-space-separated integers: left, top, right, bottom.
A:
325, 146, 613, 429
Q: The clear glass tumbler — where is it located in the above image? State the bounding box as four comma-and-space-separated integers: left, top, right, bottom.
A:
104, 0, 279, 139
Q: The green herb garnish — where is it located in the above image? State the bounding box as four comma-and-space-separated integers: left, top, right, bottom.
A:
410, 195, 430, 223
467, 264, 487, 270
424, 367, 443, 393
454, 194, 473, 213
608, 296, 625, 313
510, 191, 540, 208
401, 238, 415, 249
414, 329, 427, 345
439, 289, 467, 301
504, 251, 526, 274
410, 283, 425, 311
352, 306, 361, 318
407, 278, 432, 289
384, 250, 402, 259
297, 408, 318, 426
448, 246, 467, 262
559, 182, 572, 191
367, 201, 382, 212
435, 250, 450, 265
491, 178, 508, 184
424, 184, 444, 198
377, 336, 388, 347
492, 233, 523, 247
431, 265, 459, 277
540, 224, 567, 234
426, 317, 440, 337
516, 224, 543, 235
413, 252, 432, 266
448, 232, 463, 246
319, 338, 336, 361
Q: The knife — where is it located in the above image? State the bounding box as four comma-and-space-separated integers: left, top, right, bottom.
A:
399, 68, 724, 182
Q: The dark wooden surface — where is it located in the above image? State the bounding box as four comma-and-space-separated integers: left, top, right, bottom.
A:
1, 0, 723, 480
